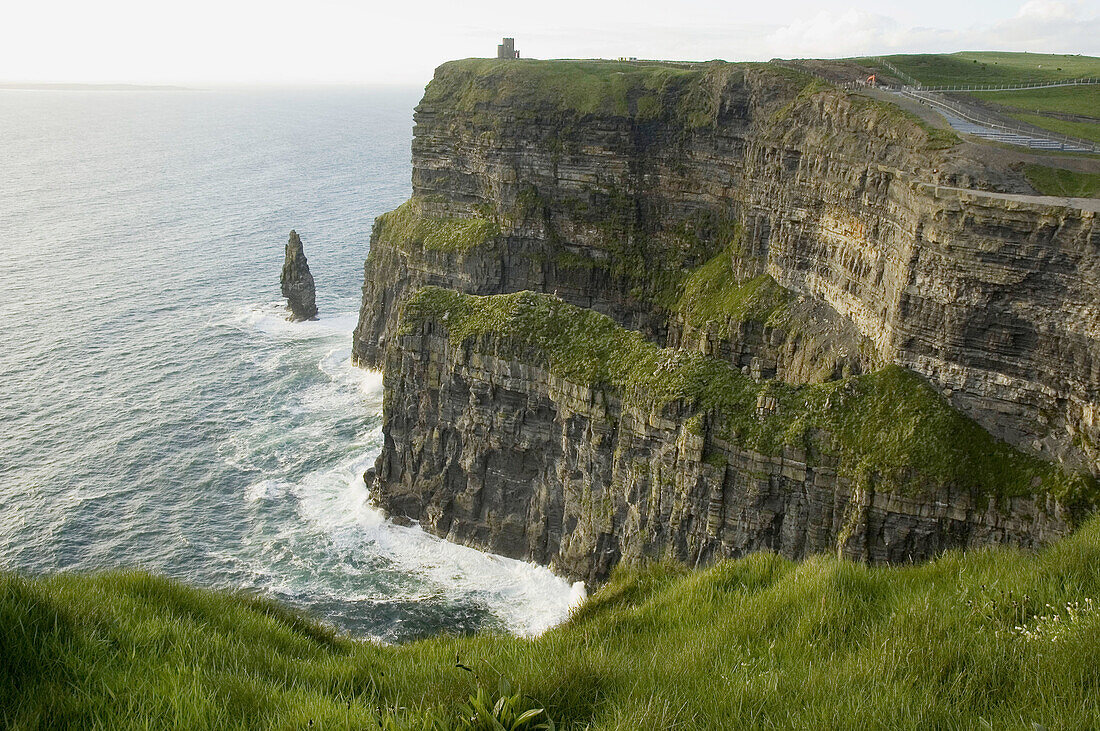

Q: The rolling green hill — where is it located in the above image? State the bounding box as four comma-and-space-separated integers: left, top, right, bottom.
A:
971, 85, 1100, 118
970, 86, 1100, 144
862, 52, 1100, 86
853, 52, 1100, 147
5, 517, 1100, 729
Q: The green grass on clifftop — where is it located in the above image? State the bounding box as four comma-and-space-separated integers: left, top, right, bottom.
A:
971, 85, 1100, 119
422, 58, 715, 122
423, 57, 958, 148
6, 519, 1100, 728
1024, 164, 1100, 198
401, 287, 1095, 509
861, 52, 1100, 86
1008, 113, 1100, 145
967, 85, 1100, 145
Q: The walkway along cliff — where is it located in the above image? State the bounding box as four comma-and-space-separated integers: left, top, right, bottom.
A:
352, 59, 1100, 585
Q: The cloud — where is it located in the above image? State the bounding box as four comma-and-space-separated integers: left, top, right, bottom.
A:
525, 1, 1100, 67
981, 0, 1099, 49
757, 0, 1100, 58
1, 0, 1096, 84
761, 9, 905, 58
1014, 0, 1076, 21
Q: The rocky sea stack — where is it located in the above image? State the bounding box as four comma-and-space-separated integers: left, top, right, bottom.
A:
280, 230, 317, 321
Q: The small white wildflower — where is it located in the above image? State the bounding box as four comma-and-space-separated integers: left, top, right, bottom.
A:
1013, 597, 1096, 643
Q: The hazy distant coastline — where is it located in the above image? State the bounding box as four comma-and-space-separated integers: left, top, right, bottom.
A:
0, 82, 193, 91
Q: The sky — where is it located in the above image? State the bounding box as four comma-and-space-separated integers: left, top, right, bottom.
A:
2, 0, 1098, 86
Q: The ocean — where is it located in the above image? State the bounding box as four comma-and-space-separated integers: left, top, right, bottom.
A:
0, 87, 581, 642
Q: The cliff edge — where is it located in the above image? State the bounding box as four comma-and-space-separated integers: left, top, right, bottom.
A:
354, 58, 1100, 583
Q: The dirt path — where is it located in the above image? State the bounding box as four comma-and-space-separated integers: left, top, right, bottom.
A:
918, 181, 1100, 212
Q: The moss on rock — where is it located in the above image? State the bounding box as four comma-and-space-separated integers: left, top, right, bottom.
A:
673, 240, 791, 329
400, 286, 1096, 509
376, 200, 499, 254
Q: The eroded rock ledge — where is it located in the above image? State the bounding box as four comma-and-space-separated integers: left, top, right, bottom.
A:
367, 288, 1085, 585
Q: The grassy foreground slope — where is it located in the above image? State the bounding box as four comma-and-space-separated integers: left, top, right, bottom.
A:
4, 518, 1100, 729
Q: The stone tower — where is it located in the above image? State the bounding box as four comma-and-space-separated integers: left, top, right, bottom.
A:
496, 37, 519, 59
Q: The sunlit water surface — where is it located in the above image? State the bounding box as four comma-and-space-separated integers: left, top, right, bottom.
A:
0, 88, 582, 642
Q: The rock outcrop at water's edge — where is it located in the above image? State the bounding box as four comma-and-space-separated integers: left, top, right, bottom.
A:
281, 230, 318, 321
353, 59, 1100, 584
365, 288, 1080, 586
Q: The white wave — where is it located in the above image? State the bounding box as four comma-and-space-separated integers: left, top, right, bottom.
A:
223, 302, 360, 340
318, 346, 384, 400
224, 298, 577, 637
285, 382, 358, 415
245, 478, 293, 502
357, 369, 384, 397
282, 348, 383, 418
280, 450, 582, 637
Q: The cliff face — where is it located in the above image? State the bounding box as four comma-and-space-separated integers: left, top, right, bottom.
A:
354, 59, 1100, 582
369, 289, 1079, 585
354, 61, 1100, 472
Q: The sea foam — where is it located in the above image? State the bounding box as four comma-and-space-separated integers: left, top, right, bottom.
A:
233, 299, 581, 638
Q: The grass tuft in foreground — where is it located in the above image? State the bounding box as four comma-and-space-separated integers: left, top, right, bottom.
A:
5, 518, 1100, 728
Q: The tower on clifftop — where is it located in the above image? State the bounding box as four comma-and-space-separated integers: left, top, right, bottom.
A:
497, 37, 519, 59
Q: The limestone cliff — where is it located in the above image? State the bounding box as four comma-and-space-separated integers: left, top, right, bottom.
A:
354, 60, 1100, 471
282, 230, 318, 321
369, 288, 1087, 585
354, 59, 1099, 583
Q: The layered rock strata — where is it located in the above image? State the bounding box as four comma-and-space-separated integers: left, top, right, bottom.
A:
369, 289, 1077, 585
353, 59, 1100, 582
353, 60, 1100, 473
282, 229, 318, 321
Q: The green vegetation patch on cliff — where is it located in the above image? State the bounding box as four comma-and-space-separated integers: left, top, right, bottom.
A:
769, 76, 959, 151
401, 287, 1095, 508
783, 79, 958, 150
547, 193, 791, 320
9, 518, 1100, 727
849, 92, 960, 150
1024, 164, 1100, 198
376, 200, 499, 255
672, 234, 792, 328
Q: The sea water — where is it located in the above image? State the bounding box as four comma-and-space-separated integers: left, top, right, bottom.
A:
0, 87, 582, 642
